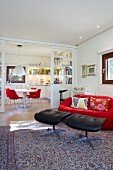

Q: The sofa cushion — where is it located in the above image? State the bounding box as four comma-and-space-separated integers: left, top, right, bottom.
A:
74, 94, 90, 108
90, 97, 110, 111
71, 97, 88, 110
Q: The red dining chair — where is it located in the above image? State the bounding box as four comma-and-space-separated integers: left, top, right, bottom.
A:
6, 88, 10, 97
6, 88, 22, 106
6, 88, 10, 104
27, 89, 42, 105
31, 87, 37, 90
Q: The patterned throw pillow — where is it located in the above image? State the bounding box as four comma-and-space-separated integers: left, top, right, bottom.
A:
90, 97, 110, 111
71, 97, 88, 110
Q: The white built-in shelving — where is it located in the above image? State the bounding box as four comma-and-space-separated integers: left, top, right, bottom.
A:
27, 66, 51, 75
54, 52, 72, 84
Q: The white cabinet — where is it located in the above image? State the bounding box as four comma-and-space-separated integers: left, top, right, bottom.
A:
71, 90, 96, 96
71, 90, 85, 96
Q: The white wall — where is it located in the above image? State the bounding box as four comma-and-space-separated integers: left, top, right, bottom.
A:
6, 54, 51, 67
78, 27, 113, 97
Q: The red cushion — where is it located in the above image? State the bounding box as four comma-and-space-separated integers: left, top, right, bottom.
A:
90, 97, 110, 111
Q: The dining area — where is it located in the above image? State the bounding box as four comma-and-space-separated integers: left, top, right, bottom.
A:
5, 87, 42, 108
0, 87, 50, 126
0, 82, 51, 126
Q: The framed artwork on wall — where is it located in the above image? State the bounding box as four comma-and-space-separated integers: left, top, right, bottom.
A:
81, 65, 87, 78
6, 66, 25, 83
87, 64, 96, 76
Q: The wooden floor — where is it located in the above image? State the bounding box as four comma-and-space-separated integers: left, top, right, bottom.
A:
0, 100, 50, 126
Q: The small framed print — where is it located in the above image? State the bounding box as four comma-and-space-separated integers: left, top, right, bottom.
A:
87, 64, 96, 76
81, 65, 87, 78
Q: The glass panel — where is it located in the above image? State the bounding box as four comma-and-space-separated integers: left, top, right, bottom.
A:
107, 58, 113, 80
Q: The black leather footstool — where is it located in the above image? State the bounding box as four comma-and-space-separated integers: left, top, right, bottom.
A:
34, 109, 71, 135
65, 114, 106, 149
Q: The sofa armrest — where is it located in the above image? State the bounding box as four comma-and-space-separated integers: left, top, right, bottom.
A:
58, 97, 72, 108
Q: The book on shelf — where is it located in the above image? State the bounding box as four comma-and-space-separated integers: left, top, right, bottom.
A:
65, 67, 72, 75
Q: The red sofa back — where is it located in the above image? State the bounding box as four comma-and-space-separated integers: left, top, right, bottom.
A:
59, 94, 113, 111
74, 94, 113, 110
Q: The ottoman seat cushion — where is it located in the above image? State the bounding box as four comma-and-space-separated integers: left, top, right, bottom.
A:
65, 114, 106, 132
65, 114, 106, 149
34, 109, 71, 125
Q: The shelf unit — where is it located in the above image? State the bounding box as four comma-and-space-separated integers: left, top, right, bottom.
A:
54, 52, 72, 84
28, 66, 51, 75
51, 47, 74, 108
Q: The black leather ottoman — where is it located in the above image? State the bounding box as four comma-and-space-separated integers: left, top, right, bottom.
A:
34, 109, 71, 135
65, 114, 106, 149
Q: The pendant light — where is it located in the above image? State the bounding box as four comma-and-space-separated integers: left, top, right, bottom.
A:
13, 45, 26, 76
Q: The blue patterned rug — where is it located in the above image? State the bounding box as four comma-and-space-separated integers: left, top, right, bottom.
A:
0, 123, 113, 170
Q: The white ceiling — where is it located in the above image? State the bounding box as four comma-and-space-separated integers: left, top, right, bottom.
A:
0, 0, 113, 46
5, 43, 51, 56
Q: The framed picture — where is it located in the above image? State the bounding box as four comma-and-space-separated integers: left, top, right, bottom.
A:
81, 65, 87, 78
6, 66, 25, 83
87, 64, 96, 76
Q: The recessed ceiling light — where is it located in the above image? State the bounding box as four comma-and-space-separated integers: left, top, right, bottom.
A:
97, 25, 100, 29
79, 36, 82, 39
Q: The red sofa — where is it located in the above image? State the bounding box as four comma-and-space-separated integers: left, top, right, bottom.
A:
58, 94, 113, 130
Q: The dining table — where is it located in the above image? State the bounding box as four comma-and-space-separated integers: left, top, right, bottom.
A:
15, 89, 37, 108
